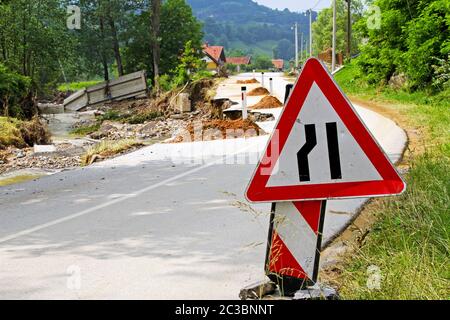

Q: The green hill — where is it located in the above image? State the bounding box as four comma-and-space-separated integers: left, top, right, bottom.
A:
187, 0, 316, 60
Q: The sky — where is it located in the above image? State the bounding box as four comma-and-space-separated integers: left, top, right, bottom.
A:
255, 0, 332, 12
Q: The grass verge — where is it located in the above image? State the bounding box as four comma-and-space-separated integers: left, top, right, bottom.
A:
70, 124, 101, 137
81, 139, 142, 166
0, 174, 44, 187
331, 60, 449, 299
0, 116, 51, 149
57, 80, 102, 92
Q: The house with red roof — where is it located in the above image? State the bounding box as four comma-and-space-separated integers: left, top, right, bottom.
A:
272, 59, 284, 71
202, 43, 226, 71
226, 56, 252, 72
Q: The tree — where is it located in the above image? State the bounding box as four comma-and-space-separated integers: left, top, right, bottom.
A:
151, 0, 161, 92
311, 0, 363, 56
122, 0, 203, 83
357, 0, 450, 89
252, 55, 273, 70
0, 63, 32, 118
160, 0, 203, 76
172, 40, 205, 87
274, 39, 295, 60
0, 0, 76, 92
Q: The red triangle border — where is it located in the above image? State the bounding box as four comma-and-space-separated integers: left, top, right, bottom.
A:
246, 58, 406, 202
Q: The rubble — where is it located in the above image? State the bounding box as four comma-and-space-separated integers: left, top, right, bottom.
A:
87, 118, 189, 141
0, 140, 95, 175
249, 112, 275, 122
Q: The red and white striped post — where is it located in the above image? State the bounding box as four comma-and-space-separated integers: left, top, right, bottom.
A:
241, 86, 248, 120
265, 201, 326, 294
269, 78, 273, 95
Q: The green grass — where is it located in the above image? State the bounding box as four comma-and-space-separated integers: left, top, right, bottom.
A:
57, 80, 102, 92
81, 139, 142, 166
0, 174, 44, 187
0, 117, 25, 148
97, 109, 163, 125
333, 60, 450, 300
69, 110, 163, 138
229, 40, 277, 57
335, 60, 450, 109
70, 123, 100, 136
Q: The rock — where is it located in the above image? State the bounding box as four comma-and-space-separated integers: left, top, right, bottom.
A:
389, 72, 408, 90
172, 92, 191, 113
16, 151, 26, 158
250, 112, 275, 122
170, 114, 187, 120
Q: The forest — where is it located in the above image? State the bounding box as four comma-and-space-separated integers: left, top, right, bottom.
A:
0, 0, 204, 118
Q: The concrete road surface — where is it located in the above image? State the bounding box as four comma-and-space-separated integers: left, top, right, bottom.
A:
0, 73, 406, 299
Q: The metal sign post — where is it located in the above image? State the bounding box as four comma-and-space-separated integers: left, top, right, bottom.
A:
245, 58, 406, 299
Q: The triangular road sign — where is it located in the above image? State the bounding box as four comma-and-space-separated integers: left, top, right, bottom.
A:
246, 58, 405, 202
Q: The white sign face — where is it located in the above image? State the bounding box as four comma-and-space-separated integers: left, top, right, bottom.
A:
267, 82, 382, 188
246, 58, 405, 202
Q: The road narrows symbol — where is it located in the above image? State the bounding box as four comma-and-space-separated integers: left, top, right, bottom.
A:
297, 122, 343, 182
297, 124, 317, 182
326, 122, 342, 180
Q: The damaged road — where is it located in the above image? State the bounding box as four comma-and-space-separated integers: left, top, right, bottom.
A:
0, 73, 407, 299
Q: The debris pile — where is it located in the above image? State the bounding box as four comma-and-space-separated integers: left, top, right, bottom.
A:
237, 78, 259, 84
0, 142, 94, 174
88, 118, 189, 141
171, 119, 265, 143
250, 96, 283, 109
247, 87, 270, 96
249, 112, 275, 122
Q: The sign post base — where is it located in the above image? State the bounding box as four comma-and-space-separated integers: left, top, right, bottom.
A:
293, 283, 339, 300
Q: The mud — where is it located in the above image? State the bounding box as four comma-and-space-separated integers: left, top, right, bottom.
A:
247, 87, 270, 96
250, 96, 283, 109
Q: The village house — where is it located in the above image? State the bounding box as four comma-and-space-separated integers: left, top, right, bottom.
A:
202, 43, 226, 71
271, 59, 284, 71
225, 56, 252, 72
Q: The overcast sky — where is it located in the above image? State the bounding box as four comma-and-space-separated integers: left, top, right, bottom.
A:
255, 0, 332, 12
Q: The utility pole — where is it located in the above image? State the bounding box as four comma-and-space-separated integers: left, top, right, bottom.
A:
309, 9, 313, 57
332, 0, 337, 72
346, 0, 352, 59
300, 32, 303, 62
294, 22, 299, 69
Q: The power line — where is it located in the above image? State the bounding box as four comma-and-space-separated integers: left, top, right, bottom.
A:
312, 0, 324, 10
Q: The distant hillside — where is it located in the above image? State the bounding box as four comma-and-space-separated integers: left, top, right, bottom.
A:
187, 0, 317, 60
